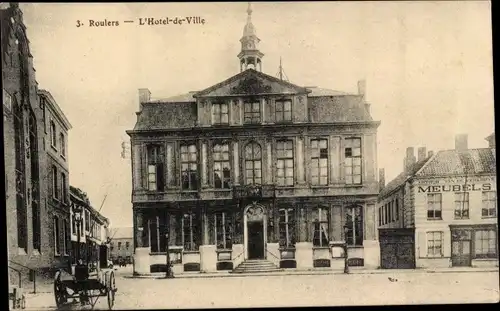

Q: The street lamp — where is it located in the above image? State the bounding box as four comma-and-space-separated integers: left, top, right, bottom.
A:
343, 225, 350, 274
164, 233, 174, 279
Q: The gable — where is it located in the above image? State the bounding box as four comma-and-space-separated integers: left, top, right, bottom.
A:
194, 69, 310, 98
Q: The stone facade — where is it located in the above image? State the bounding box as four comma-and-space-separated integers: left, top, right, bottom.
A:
379, 135, 498, 269
127, 5, 381, 275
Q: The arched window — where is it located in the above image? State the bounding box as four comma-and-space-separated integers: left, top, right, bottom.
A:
244, 142, 262, 185
13, 96, 27, 250
29, 110, 41, 251
345, 206, 363, 246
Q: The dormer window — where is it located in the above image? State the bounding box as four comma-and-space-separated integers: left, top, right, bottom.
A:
244, 100, 261, 124
212, 102, 229, 125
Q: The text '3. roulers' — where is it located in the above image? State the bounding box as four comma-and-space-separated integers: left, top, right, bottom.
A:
139, 17, 206, 25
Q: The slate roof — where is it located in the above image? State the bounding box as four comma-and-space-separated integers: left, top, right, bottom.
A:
417, 148, 496, 177
109, 227, 133, 240
133, 102, 197, 130
308, 95, 372, 122
306, 87, 354, 97
149, 92, 196, 103
379, 157, 432, 198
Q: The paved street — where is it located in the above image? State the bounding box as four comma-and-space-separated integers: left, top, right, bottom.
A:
25, 268, 499, 310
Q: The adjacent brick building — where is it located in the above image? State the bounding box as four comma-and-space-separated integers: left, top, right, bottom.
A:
378, 134, 497, 269
39, 89, 73, 270
108, 227, 134, 264
127, 4, 381, 275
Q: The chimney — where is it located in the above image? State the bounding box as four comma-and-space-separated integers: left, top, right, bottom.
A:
379, 168, 385, 192
404, 147, 416, 173
485, 133, 495, 148
358, 80, 366, 99
428, 150, 434, 158
417, 147, 427, 162
138, 88, 151, 111
455, 134, 468, 151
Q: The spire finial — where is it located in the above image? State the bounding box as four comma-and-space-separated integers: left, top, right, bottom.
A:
247, 2, 253, 17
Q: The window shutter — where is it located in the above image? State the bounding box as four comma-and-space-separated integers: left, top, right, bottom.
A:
141, 144, 147, 189
157, 163, 165, 191
417, 231, 427, 258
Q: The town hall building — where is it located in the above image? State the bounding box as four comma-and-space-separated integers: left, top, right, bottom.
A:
127, 4, 381, 274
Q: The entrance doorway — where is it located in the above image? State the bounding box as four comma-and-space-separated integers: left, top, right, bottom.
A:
451, 227, 472, 267
247, 222, 264, 259
452, 240, 471, 267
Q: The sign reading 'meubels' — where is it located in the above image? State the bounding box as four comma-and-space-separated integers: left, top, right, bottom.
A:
418, 183, 493, 193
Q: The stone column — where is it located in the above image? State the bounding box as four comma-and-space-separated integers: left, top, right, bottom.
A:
201, 141, 208, 187
297, 136, 305, 184
233, 141, 240, 185
266, 139, 273, 184
202, 206, 209, 245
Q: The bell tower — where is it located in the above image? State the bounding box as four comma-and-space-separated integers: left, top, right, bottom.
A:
238, 3, 264, 72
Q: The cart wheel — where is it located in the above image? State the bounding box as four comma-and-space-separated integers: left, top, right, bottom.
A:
54, 270, 67, 308
106, 271, 116, 310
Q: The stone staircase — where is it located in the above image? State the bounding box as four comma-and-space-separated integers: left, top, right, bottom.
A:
232, 259, 282, 274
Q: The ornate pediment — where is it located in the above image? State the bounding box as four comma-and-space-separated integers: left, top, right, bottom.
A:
194, 69, 310, 98
229, 75, 272, 95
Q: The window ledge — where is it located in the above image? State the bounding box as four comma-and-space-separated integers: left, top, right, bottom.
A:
312, 246, 330, 250
183, 250, 200, 254
344, 184, 363, 188
275, 186, 295, 190
216, 249, 232, 253
310, 185, 330, 189
427, 218, 443, 221
481, 216, 497, 219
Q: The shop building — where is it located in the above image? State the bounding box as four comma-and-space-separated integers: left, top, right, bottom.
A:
127, 4, 381, 275
69, 186, 110, 271
378, 134, 497, 269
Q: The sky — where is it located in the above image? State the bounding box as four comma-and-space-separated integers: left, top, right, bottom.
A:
19, 2, 494, 228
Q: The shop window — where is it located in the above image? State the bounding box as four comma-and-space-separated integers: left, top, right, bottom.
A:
182, 212, 200, 251
214, 212, 232, 250
474, 229, 497, 259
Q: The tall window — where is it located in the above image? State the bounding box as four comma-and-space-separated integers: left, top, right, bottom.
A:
149, 215, 167, 253
50, 120, 57, 148
346, 206, 363, 246
29, 111, 41, 251
85, 209, 90, 232
52, 165, 59, 200
395, 198, 399, 221
181, 144, 198, 190
426, 231, 443, 257
454, 192, 469, 219
378, 207, 382, 226
311, 139, 328, 185
474, 229, 497, 258
54, 216, 60, 255
275, 99, 292, 122
126, 242, 130, 249
118, 242, 122, 250
14, 98, 27, 250
481, 191, 497, 218
182, 212, 200, 251
214, 212, 232, 250
279, 208, 296, 248
147, 144, 164, 191
60, 133, 66, 157
244, 142, 262, 185
276, 140, 294, 186
244, 101, 261, 124
212, 102, 229, 125
213, 143, 231, 189
427, 193, 442, 220
344, 138, 362, 185
60, 173, 67, 203
312, 207, 329, 247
